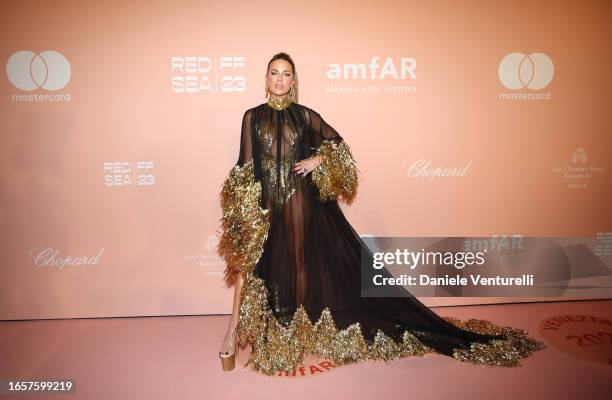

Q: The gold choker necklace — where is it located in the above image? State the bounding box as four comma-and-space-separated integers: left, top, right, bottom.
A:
267, 95, 293, 110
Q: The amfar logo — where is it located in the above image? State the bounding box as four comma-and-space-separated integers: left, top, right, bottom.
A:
7, 50, 72, 102
325, 56, 417, 95
327, 57, 416, 80
462, 235, 525, 264
498, 52, 554, 100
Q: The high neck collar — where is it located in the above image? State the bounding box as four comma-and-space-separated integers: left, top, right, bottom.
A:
267, 94, 293, 110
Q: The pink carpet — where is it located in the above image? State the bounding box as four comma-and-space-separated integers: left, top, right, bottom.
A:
1, 300, 610, 399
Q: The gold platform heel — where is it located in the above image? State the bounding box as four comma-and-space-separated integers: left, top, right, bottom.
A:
218, 325, 238, 371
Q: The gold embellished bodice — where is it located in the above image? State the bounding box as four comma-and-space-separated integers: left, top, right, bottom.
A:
256, 95, 304, 210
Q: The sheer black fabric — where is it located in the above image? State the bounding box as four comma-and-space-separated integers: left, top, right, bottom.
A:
235, 101, 506, 357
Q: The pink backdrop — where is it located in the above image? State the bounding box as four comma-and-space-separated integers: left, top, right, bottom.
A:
1, 0, 610, 320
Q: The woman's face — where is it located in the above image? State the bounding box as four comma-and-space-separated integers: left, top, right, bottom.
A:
266, 59, 294, 97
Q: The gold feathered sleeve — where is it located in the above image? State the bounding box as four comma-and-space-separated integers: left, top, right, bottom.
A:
306, 107, 359, 204
217, 108, 271, 288
311, 139, 359, 204
217, 160, 271, 288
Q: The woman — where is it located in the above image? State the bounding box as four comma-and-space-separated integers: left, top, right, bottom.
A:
217, 52, 545, 375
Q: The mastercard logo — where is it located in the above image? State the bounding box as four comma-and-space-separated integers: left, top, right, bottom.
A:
498, 52, 554, 90
6, 50, 71, 91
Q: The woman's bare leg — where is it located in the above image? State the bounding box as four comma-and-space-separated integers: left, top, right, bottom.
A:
219, 271, 245, 354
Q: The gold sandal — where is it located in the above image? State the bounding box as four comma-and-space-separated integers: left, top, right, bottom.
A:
218, 325, 238, 371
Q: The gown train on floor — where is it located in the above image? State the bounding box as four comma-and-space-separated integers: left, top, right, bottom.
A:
217, 98, 546, 375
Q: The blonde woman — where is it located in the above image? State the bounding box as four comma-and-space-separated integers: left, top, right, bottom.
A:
217, 52, 545, 375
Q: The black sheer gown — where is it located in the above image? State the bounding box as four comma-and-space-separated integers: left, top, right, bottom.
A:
217, 95, 546, 375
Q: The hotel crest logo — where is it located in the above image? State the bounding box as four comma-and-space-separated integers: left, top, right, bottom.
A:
551, 147, 605, 190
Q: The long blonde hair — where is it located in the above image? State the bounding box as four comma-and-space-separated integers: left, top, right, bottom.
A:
266, 52, 298, 103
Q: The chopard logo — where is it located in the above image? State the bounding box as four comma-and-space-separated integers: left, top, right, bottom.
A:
402, 158, 474, 181
28, 247, 104, 270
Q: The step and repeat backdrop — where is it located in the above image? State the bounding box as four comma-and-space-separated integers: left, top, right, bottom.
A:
1, 0, 610, 320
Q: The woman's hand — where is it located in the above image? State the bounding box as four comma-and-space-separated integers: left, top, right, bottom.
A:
293, 156, 322, 178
